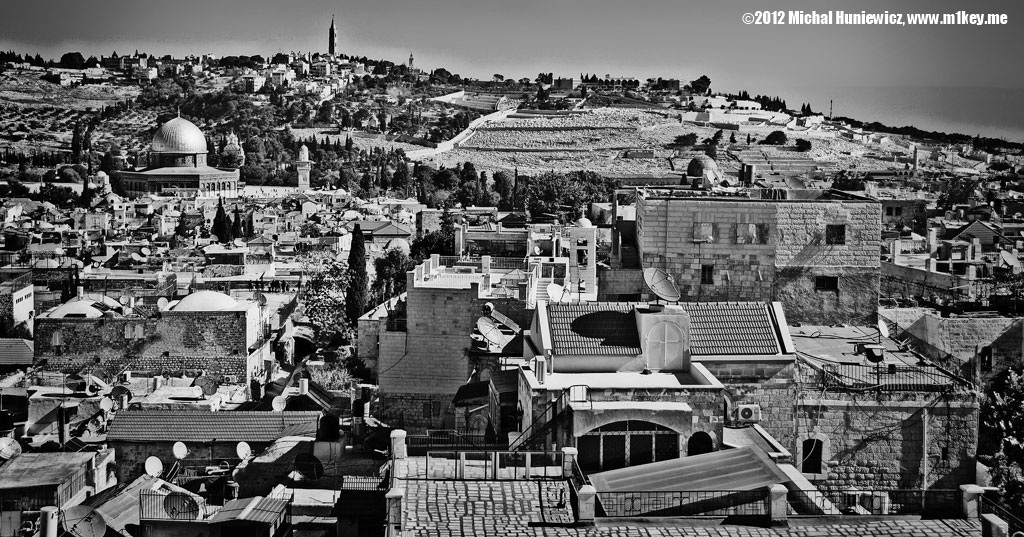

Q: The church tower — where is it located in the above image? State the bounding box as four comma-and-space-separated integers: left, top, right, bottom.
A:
296, 144, 312, 191
328, 16, 338, 56
408, 52, 414, 70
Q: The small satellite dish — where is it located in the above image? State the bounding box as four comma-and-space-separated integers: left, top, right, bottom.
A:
208, 394, 223, 412
236, 441, 252, 460
546, 283, 570, 303
643, 267, 681, 302
0, 438, 22, 460
144, 456, 164, 477
172, 441, 189, 460
194, 376, 218, 397
141, 247, 152, 257
162, 492, 201, 520
157, 297, 169, 310
84, 384, 99, 396
233, 238, 245, 247
65, 375, 86, 392
54, 247, 65, 256
271, 396, 288, 412
117, 296, 130, 306
99, 397, 114, 412
878, 320, 890, 339
533, 246, 542, 256
255, 294, 267, 306
60, 505, 107, 537
110, 385, 133, 402
130, 253, 143, 263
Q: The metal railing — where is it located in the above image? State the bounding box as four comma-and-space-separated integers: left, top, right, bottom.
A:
819, 363, 959, 392
509, 390, 568, 451
385, 316, 407, 332
339, 475, 390, 491
406, 429, 504, 455
980, 496, 1024, 535
596, 489, 768, 517
423, 450, 563, 480
787, 488, 960, 517
139, 490, 208, 521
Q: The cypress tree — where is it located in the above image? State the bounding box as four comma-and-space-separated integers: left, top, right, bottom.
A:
231, 206, 243, 239
345, 224, 369, 326
212, 197, 232, 242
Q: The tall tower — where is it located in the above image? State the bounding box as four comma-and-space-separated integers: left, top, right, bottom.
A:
296, 144, 312, 191
328, 15, 338, 56
408, 52, 414, 70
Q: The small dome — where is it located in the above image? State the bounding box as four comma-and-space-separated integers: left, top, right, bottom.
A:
575, 217, 594, 228
45, 300, 106, 319
687, 155, 720, 178
172, 290, 238, 312
385, 238, 411, 255
151, 117, 208, 154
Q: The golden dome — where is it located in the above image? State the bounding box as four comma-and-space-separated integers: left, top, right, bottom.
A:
151, 117, 208, 154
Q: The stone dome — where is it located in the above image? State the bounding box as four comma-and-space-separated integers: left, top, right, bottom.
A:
151, 117, 208, 154
298, 144, 310, 161
172, 290, 238, 312
686, 155, 720, 178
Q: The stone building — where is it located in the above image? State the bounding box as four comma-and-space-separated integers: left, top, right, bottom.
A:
0, 270, 33, 332
120, 117, 240, 198
635, 188, 881, 325
34, 290, 274, 395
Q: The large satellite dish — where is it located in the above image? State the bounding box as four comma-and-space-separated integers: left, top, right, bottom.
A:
194, 376, 218, 397
236, 441, 252, 460
110, 385, 133, 402
546, 283, 571, 303
65, 374, 87, 393
476, 317, 511, 348
60, 505, 107, 537
877, 320, 890, 340
0, 438, 22, 460
172, 442, 189, 460
162, 492, 201, 520
144, 456, 164, 477
643, 267, 681, 302
271, 396, 288, 412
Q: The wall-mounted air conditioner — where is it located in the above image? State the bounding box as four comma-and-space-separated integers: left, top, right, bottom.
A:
733, 404, 762, 424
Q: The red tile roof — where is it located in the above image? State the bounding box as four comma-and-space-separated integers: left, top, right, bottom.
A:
107, 410, 321, 443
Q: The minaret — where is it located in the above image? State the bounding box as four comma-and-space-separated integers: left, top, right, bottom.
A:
296, 144, 311, 191
328, 16, 338, 56
408, 52, 414, 70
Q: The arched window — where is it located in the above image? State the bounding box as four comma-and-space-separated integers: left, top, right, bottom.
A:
645, 322, 683, 371
687, 431, 714, 456
802, 438, 824, 474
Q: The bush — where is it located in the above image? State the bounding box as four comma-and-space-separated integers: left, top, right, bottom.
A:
795, 139, 812, 152
761, 131, 788, 146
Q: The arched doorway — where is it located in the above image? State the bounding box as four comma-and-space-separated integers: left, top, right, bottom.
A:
687, 431, 714, 456
577, 420, 680, 472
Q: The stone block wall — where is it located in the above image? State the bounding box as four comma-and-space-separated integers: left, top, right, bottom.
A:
698, 360, 798, 448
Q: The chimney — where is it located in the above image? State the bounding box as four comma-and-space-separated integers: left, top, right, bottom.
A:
299, 377, 309, 395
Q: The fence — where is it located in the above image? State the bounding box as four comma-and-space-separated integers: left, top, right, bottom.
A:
139, 490, 208, 521
596, 489, 768, 517
819, 363, 959, 392
406, 429, 506, 455
980, 496, 1024, 535
422, 450, 563, 480
787, 488, 960, 517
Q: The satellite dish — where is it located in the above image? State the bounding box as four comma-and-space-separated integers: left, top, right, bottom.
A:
110, 385, 133, 402
294, 452, 324, 480
162, 492, 201, 520
172, 441, 189, 460
141, 247, 152, 256
130, 253, 142, 262
643, 267, 681, 302
84, 383, 99, 396
877, 320, 890, 339
144, 456, 164, 477
546, 283, 570, 303
54, 247, 65, 256
236, 441, 252, 460
255, 294, 267, 306
0, 438, 22, 460
157, 297, 169, 310
533, 246, 542, 256
194, 376, 218, 397
271, 396, 288, 412
99, 397, 114, 412
476, 317, 510, 348
208, 394, 223, 412
117, 296, 129, 306
60, 505, 107, 537
65, 375, 86, 392
233, 238, 245, 247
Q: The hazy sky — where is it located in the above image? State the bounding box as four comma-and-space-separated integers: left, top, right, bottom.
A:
1, 0, 1021, 94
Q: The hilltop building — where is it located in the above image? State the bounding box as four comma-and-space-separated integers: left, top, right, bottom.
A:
328, 15, 338, 56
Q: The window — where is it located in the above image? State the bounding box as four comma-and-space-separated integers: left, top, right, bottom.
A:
422, 403, 431, 419
980, 346, 993, 373
885, 207, 893, 216
802, 439, 824, 474
700, 265, 714, 285
825, 224, 846, 245
815, 276, 839, 291
646, 322, 684, 370
894, 207, 903, 217
693, 223, 716, 243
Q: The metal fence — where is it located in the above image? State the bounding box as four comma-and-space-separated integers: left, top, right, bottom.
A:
139, 490, 208, 521
596, 489, 768, 517
406, 429, 506, 455
423, 450, 563, 480
980, 496, 1024, 535
787, 488, 960, 517
819, 363, 959, 392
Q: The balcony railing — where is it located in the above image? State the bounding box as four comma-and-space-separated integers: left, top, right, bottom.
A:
818, 363, 961, 392
596, 489, 768, 517
980, 495, 1024, 535
423, 450, 563, 480
787, 488, 960, 517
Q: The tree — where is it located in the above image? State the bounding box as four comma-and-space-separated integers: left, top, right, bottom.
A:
411, 208, 456, 259
211, 198, 232, 242
59, 52, 86, 70
937, 177, 978, 210
493, 171, 514, 211
231, 206, 244, 239
762, 130, 788, 146
525, 171, 615, 221
689, 75, 712, 95
729, 132, 737, 144
980, 365, 1024, 512
345, 224, 369, 327
301, 255, 350, 347
795, 139, 812, 152
372, 247, 415, 302
674, 133, 698, 148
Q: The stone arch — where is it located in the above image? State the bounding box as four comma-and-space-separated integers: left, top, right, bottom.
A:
687, 431, 714, 456
575, 414, 687, 437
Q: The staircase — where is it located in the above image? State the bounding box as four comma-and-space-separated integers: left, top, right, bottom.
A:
535, 277, 554, 303
510, 391, 568, 451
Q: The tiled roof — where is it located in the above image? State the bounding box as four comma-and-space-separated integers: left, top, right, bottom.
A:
677, 302, 782, 355
107, 410, 321, 443
548, 303, 642, 356
0, 339, 33, 365
546, 302, 782, 358
0, 453, 94, 488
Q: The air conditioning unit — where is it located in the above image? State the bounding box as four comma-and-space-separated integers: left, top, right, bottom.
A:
223, 375, 238, 384
734, 404, 762, 424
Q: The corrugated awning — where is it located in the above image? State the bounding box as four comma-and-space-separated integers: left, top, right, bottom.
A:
588, 446, 790, 493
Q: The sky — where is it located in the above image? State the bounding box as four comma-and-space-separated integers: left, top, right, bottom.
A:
2, 0, 1023, 136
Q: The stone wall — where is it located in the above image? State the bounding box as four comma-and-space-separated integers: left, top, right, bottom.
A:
35, 312, 254, 379
111, 440, 267, 484
698, 360, 798, 448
